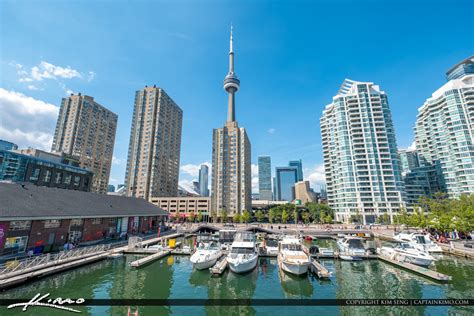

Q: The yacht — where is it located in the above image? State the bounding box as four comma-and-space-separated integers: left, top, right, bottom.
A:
393, 232, 443, 253
378, 242, 435, 267
278, 236, 310, 275
227, 232, 259, 273
337, 236, 367, 260
189, 240, 222, 270
261, 238, 279, 256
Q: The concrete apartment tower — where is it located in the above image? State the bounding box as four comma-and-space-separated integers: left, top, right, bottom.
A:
51, 93, 117, 194
211, 27, 252, 217
320, 79, 405, 224
258, 156, 272, 200
124, 86, 183, 200
415, 56, 474, 198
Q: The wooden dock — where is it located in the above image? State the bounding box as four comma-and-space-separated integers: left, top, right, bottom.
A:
309, 259, 332, 278
378, 254, 451, 282
309, 252, 378, 260
129, 250, 170, 268
210, 255, 228, 276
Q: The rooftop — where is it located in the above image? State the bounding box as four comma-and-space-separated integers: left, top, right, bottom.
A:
0, 182, 168, 220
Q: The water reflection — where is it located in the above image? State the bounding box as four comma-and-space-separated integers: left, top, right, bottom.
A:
278, 269, 313, 298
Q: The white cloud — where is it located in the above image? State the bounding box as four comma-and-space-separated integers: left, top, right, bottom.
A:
407, 141, 416, 151
268, 128, 276, 134
180, 162, 211, 177
87, 71, 96, 82
304, 164, 326, 190
112, 156, 123, 165
27, 85, 41, 91
30, 61, 82, 81
0, 88, 59, 150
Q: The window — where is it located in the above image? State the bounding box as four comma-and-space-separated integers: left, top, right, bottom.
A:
30, 168, 40, 181
9, 220, 31, 231
91, 218, 102, 225
64, 174, 72, 185
70, 219, 83, 226
43, 170, 52, 183
44, 219, 61, 228
109, 218, 117, 223
73, 176, 81, 186
54, 172, 63, 184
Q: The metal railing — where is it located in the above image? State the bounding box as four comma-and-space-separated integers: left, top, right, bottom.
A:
0, 244, 111, 279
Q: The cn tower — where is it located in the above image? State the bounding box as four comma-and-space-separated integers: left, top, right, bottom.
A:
223, 26, 240, 123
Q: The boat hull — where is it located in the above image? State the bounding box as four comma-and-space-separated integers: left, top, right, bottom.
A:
228, 254, 258, 274
190, 251, 222, 270
278, 256, 309, 275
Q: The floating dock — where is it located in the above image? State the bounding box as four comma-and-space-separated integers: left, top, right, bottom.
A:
310, 252, 378, 260
309, 259, 332, 278
378, 254, 451, 282
129, 250, 171, 268
210, 255, 228, 276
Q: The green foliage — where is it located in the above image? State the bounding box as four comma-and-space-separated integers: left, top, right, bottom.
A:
241, 210, 251, 223
281, 210, 289, 223
396, 194, 474, 233
211, 211, 218, 223
233, 213, 241, 223
268, 208, 276, 224
255, 210, 264, 222
302, 211, 310, 224
188, 212, 196, 223
197, 212, 203, 223
221, 209, 228, 223
267, 202, 334, 224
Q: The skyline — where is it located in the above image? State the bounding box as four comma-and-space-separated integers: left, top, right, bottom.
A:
1, 0, 473, 193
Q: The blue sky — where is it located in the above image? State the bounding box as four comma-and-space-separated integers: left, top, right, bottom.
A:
1, 0, 473, 193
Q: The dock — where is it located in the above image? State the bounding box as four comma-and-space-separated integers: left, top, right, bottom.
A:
309, 252, 378, 260
309, 259, 332, 278
129, 250, 171, 268
378, 254, 451, 282
210, 255, 228, 276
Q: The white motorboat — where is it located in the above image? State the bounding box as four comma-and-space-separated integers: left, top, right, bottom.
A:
278, 236, 310, 275
393, 232, 443, 253
190, 241, 222, 270
261, 238, 279, 256
337, 236, 367, 260
227, 232, 259, 274
378, 242, 435, 267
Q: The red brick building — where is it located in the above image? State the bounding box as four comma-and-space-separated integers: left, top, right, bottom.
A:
0, 182, 168, 255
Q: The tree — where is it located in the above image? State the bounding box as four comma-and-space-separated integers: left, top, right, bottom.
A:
211, 211, 218, 223
281, 210, 289, 224
255, 210, 264, 222
241, 210, 251, 224
221, 209, 228, 223
302, 211, 310, 224
269, 208, 276, 224
233, 213, 241, 223
197, 212, 203, 223
188, 212, 196, 223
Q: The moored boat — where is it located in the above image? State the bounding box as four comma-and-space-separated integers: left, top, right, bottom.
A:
393, 232, 443, 253
278, 236, 310, 275
227, 232, 259, 273
337, 236, 366, 260
190, 241, 222, 270
378, 242, 435, 267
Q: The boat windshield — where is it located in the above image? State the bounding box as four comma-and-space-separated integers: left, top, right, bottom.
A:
282, 244, 302, 251
399, 243, 415, 249
234, 232, 255, 242
231, 247, 255, 254
415, 235, 427, 244
266, 240, 278, 247
347, 239, 364, 248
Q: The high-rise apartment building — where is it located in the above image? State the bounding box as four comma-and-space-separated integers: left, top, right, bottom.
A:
258, 156, 272, 200
198, 164, 209, 197
289, 159, 303, 181
211, 27, 252, 217
399, 149, 419, 174
51, 93, 117, 193
124, 86, 183, 200
415, 56, 474, 197
274, 167, 298, 202
321, 79, 405, 224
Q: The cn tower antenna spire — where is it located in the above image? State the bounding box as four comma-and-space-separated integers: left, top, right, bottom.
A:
223, 24, 240, 123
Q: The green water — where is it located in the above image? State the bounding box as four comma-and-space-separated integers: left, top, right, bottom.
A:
0, 240, 473, 316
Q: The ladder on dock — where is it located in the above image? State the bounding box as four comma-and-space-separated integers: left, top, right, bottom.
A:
378, 254, 451, 282
210, 255, 227, 275
309, 259, 332, 278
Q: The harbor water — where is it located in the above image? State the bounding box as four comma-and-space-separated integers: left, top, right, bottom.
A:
0, 239, 473, 315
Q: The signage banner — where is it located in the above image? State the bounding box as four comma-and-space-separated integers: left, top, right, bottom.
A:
0, 223, 7, 250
